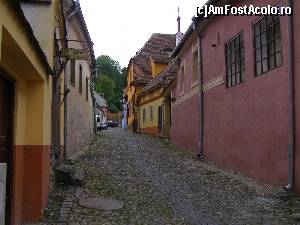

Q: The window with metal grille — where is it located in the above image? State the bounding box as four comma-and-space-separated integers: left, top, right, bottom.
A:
253, 15, 282, 76
79, 65, 82, 94
225, 32, 245, 88
70, 60, 75, 87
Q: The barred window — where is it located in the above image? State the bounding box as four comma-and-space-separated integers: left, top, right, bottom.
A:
225, 32, 245, 88
253, 15, 282, 76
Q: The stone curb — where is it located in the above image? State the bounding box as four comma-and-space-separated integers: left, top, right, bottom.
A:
58, 195, 73, 223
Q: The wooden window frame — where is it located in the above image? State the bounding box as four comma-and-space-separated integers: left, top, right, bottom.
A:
225, 32, 245, 88
253, 15, 282, 76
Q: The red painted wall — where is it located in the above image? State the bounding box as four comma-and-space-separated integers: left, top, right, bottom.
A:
171, 0, 299, 190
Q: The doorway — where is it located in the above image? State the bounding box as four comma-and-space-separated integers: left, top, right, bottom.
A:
158, 105, 163, 135
0, 73, 14, 225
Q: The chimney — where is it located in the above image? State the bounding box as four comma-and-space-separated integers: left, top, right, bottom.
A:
176, 7, 183, 46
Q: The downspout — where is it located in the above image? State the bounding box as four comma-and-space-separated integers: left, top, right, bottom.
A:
63, 3, 80, 160
193, 19, 204, 158
285, 0, 295, 191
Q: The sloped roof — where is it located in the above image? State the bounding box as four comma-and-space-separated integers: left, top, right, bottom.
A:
93, 91, 107, 107
140, 58, 178, 96
128, 33, 176, 86
150, 53, 170, 64
138, 33, 175, 55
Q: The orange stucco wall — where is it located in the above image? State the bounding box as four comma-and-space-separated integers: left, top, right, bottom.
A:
140, 126, 159, 136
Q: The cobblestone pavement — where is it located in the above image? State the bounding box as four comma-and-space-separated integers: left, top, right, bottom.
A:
44, 128, 300, 225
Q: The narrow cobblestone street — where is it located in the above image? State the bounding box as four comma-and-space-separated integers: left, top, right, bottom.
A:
45, 129, 300, 225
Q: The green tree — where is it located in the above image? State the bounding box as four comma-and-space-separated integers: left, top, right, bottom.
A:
94, 55, 127, 112
95, 75, 118, 112
121, 67, 127, 88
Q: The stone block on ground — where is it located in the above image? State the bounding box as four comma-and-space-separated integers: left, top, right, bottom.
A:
55, 164, 86, 186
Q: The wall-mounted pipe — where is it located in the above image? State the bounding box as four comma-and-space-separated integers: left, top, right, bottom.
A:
285, 0, 295, 192
193, 18, 204, 158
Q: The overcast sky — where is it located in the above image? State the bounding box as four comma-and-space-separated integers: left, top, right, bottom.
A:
80, 0, 207, 68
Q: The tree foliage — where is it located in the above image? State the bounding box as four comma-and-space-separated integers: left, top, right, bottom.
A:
94, 55, 127, 113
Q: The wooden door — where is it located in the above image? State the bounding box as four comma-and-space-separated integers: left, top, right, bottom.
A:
158, 106, 163, 134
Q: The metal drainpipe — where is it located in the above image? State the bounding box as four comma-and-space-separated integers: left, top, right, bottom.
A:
193, 20, 204, 158
63, 5, 80, 160
285, 0, 295, 191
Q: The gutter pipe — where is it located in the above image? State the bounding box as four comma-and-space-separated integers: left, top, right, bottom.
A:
285, 0, 295, 191
193, 18, 204, 158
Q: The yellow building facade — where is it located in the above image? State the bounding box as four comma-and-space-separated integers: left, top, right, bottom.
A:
138, 59, 178, 138
0, 1, 67, 224
125, 34, 176, 132
139, 92, 165, 135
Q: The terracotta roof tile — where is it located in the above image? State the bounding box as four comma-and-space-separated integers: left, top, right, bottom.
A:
140, 58, 178, 96
150, 53, 170, 64
128, 33, 176, 85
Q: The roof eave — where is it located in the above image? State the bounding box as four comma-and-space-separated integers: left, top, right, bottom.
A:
13, 1, 53, 75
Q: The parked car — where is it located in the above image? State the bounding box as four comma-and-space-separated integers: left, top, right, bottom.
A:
107, 120, 118, 128
100, 122, 108, 130
107, 120, 113, 127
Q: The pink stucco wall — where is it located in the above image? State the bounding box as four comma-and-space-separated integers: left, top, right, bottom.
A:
171, 0, 300, 191
171, 95, 200, 153
170, 41, 201, 153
